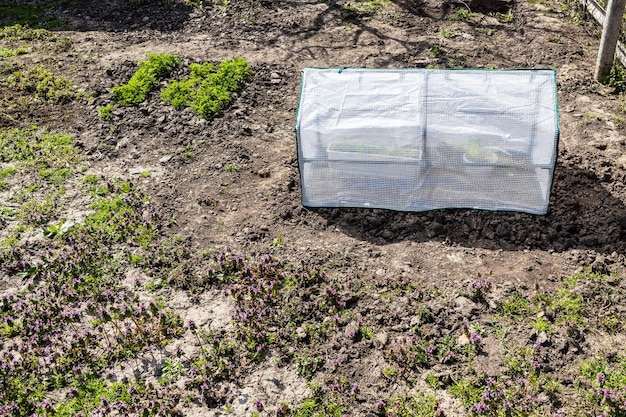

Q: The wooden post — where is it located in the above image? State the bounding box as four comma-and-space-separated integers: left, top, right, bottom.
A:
595, 0, 626, 82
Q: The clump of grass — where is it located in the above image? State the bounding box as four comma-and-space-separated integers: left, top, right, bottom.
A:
0, 3, 64, 29
580, 356, 626, 415
161, 57, 252, 120
449, 372, 559, 416
5, 64, 81, 104
0, 126, 76, 167
111, 53, 180, 106
0, 24, 54, 41
98, 104, 113, 121
379, 392, 444, 417
0, 46, 28, 57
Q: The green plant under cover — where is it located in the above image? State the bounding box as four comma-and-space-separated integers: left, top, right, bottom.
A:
161, 57, 252, 120
111, 52, 180, 106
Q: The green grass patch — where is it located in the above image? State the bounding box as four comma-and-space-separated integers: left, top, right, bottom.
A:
340, 0, 389, 14
579, 355, 626, 415
0, 3, 64, 29
0, 126, 76, 167
0, 46, 27, 57
382, 392, 443, 417
5, 64, 81, 104
111, 52, 180, 106
161, 57, 252, 120
98, 104, 113, 121
0, 24, 54, 41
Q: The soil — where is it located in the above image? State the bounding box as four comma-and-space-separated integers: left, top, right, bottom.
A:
3, 0, 626, 415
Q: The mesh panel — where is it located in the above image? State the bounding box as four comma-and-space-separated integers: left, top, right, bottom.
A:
296, 68, 559, 214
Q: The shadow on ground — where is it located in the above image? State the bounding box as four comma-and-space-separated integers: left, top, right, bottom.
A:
312, 152, 626, 255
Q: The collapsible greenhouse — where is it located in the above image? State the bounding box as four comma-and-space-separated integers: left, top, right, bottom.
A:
295, 68, 559, 215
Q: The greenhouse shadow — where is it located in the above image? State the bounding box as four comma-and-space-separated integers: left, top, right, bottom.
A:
314, 162, 626, 254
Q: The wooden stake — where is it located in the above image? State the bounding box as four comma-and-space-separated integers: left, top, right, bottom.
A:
595, 0, 626, 82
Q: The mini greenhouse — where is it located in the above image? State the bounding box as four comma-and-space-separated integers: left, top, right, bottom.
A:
295, 68, 559, 215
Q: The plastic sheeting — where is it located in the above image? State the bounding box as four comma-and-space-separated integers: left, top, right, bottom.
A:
295, 68, 559, 214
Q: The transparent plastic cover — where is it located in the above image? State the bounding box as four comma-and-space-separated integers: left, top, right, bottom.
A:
296, 68, 559, 214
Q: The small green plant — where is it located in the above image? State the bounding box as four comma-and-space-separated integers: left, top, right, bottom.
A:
294, 354, 324, 380
213, 0, 228, 12
158, 358, 183, 385
111, 53, 180, 106
604, 64, 626, 92
161, 57, 252, 120
5, 64, 81, 104
498, 291, 530, 319
425, 373, 440, 389
428, 45, 444, 58
381, 392, 443, 417
42, 220, 74, 238
497, 11, 515, 23
457, 7, 470, 20
359, 325, 375, 339
271, 233, 283, 247
437, 27, 454, 38
579, 356, 626, 415
224, 162, 239, 172
343, 0, 387, 14
0, 46, 28, 57
381, 367, 397, 379
531, 316, 553, 333
98, 104, 113, 121
183, 0, 204, 8
0, 24, 54, 41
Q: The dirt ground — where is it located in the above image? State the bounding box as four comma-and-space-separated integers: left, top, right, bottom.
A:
3, 0, 626, 415
47, 0, 625, 287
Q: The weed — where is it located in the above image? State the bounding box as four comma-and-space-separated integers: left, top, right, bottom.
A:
0, 126, 75, 165
498, 291, 530, 320
0, 46, 28, 57
342, 0, 388, 14
359, 325, 375, 339
294, 354, 325, 380
42, 219, 74, 238
437, 27, 454, 38
98, 104, 113, 121
5, 64, 81, 104
579, 355, 626, 415
497, 11, 515, 23
271, 232, 283, 247
214, 0, 228, 12
381, 392, 444, 417
184, 0, 204, 8
181, 144, 193, 160
450, 370, 557, 415
469, 271, 493, 302
531, 316, 554, 334
381, 367, 397, 379
446, 57, 466, 68
0, 24, 54, 41
428, 45, 444, 58
224, 162, 239, 172
111, 53, 180, 106
457, 7, 470, 20
604, 63, 626, 92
